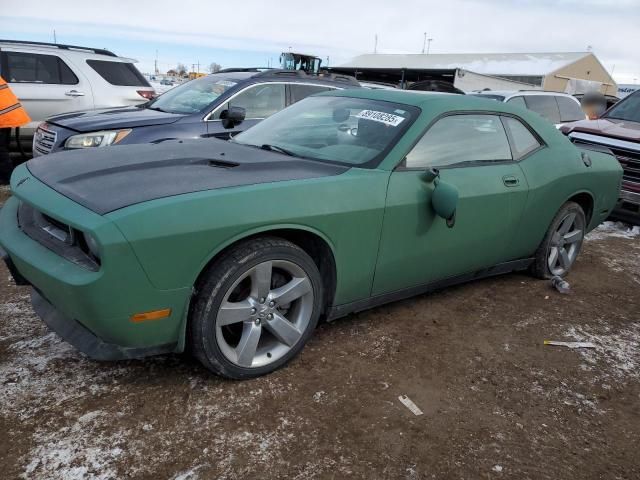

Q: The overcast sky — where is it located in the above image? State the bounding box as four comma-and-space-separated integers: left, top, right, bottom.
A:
1, 0, 639, 83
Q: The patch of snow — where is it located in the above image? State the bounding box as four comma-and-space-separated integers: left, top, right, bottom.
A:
586, 221, 640, 241
173, 467, 203, 480
492, 465, 503, 473
0, 296, 133, 419
313, 390, 326, 403
565, 323, 640, 379
529, 380, 603, 413
22, 411, 125, 480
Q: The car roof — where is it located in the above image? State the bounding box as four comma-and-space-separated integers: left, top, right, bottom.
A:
0, 39, 135, 62
318, 88, 498, 108
474, 90, 578, 99
210, 72, 260, 83
316, 88, 569, 128
200, 70, 359, 87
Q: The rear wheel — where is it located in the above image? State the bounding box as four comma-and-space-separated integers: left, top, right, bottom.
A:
189, 237, 323, 379
531, 201, 586, 279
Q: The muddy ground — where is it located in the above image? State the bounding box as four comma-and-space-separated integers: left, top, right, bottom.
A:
1, 185, 639, 479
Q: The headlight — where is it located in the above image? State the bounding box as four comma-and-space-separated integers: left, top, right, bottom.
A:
65, 129, 131, 149
82, 232, 101, 261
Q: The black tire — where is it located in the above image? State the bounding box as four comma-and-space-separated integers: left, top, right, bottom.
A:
531, 201, 586, 279
189, 236, 323, 379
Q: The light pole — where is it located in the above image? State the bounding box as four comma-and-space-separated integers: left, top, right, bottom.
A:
422, 32, 427, 54
427, 38, 433, 55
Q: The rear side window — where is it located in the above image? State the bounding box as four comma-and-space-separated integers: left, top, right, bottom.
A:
405, 114, 512, 168
556, 96, 584, 123
289, 84, 335, 103
1, 51, 78, 85
506, 96, 526, 109
86, 60, 149, 86
523, 95, 561, 124
502, 117, 541, 159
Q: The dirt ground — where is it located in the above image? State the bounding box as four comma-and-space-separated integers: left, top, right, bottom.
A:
1, 185, 639, 479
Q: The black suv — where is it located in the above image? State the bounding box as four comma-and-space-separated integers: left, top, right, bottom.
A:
32, 69, 359, 156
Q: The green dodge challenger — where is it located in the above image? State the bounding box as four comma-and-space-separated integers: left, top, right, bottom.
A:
0, 90, 622, 378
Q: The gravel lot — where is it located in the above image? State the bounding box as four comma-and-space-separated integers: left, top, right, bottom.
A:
1, 186, 639, 479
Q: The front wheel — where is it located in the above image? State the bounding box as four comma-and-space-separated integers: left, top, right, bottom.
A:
531, 201, 586, 279
189, 237, 323, 379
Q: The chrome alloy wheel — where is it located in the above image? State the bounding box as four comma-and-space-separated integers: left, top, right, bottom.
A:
547, 212, 584, 276
215, 260, 314, 368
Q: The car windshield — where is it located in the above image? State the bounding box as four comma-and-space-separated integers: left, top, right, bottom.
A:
147, 74, 240, 114
233, 95, 418, 167
604, 91, 640, 123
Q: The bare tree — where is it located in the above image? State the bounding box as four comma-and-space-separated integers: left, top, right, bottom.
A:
209, 62, 222, 73
176, 63, 187, 76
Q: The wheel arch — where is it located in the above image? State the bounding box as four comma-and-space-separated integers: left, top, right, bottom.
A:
565, 190, 595, 226
190, 223, 338, 312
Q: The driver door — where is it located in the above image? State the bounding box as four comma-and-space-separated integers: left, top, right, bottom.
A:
372, 113, 530, 296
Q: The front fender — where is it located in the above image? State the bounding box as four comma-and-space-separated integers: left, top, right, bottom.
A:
108, 169, 389, 305
191, 223, 337, 286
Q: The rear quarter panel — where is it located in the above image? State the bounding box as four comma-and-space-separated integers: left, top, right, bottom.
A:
511, 122, 622, 258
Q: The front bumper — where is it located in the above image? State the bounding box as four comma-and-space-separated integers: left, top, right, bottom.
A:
1, 246, 30, 285
31, 288, 176, 360
612, 189, 640, 224
0, 174, 192, 358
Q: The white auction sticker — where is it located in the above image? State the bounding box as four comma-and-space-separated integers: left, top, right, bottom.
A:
356, 110, 405, 127
216, 80, 237, 87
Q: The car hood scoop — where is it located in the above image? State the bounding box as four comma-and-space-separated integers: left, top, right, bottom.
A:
27, 139, 348, 214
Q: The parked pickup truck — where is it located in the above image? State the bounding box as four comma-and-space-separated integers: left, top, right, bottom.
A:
560, 90, 640, 224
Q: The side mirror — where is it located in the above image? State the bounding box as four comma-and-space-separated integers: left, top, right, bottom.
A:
423, 168, 459, 227
220, 106, 246, 129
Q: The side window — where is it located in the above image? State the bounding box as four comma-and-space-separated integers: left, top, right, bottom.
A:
556, 96, 585, 123
1, 51, 78, 85
86, 60, 149, 86
502, 117, 542, 159
405, 114, 512, 169
214, 83, 285, 120
290, 84, 335, 104
506, 96, 526, 109
523, 95, 561, 124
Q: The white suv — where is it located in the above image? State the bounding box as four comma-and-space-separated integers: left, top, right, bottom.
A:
470, 90, 586, 127
0, 40, 155, 147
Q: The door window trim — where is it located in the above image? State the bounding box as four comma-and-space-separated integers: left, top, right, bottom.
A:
396, 110, 547, 171
203, 81, 340, 122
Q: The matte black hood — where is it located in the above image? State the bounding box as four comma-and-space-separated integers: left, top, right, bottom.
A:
46, 106, 184, 132
27, 139, 348, 214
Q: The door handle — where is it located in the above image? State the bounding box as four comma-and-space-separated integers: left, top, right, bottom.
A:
65, 90, 85, 97
502, 175, 520, 187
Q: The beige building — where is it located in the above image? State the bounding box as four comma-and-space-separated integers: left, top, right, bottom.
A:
332, 52, 617, 96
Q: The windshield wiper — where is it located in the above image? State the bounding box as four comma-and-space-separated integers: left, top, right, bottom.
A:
260, 144, 295, 156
